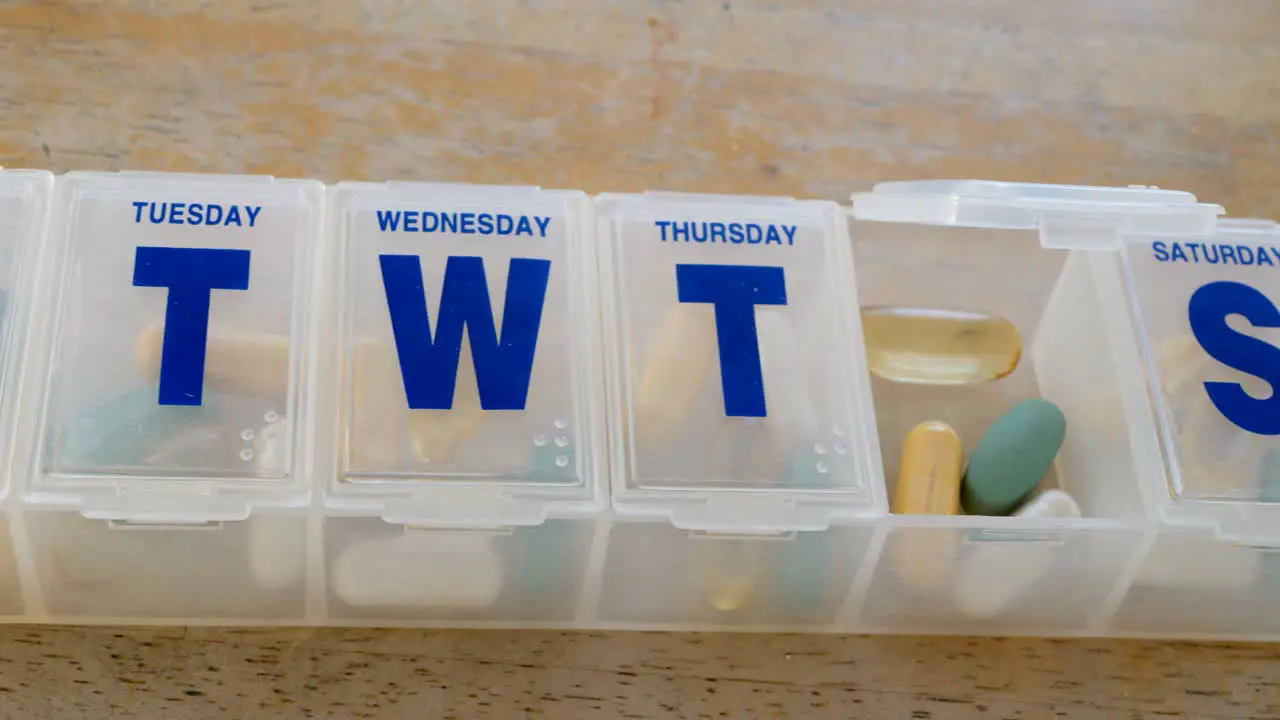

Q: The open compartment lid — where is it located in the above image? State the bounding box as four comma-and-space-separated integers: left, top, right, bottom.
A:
1123, 218, 1280, 544
852, 180, 1223, 250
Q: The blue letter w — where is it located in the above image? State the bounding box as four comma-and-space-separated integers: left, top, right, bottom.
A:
379, 255, 551, 411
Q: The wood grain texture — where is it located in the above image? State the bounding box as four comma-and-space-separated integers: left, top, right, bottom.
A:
2, 0, 1280, 717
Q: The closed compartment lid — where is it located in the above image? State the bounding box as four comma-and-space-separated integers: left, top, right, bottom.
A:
324, 182, 605, 527
596, 192, 882, 532
22, 171, 323, 521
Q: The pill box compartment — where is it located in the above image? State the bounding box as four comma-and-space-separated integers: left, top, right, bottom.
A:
848, 181, 1223, 633
0, 171, 54, 502
1112, 219, 1280, 636
596, 521, 869, 628
593, 192, 880, 625
318, 182, 606, 621
8, 172, 322, 619
23, 513, 306, 619
0, 170, 54, 616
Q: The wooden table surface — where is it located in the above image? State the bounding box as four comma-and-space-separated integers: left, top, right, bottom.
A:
2, 0, 1280, 717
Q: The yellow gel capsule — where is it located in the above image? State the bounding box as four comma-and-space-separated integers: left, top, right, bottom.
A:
861, 307, 1021, 385
633, 305, 718, 446
405, 362, 486, 466
892, 421, 963, 515
137, 321, 290, 398
696, 539, 762, 612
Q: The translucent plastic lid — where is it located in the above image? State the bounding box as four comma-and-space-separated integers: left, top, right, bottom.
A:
853, 180, 1223, 249
0, 170, 53, 502
1124, 218, 1280, 541
324, 182, 604, 526
596, 192, 883, 531
23, 172, 323, 521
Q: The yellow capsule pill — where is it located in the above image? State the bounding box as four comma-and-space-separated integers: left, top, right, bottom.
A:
137, 321, 290, 398
695, 539, 762, 612
405, 358, 487, 465
346, 336, 486, 470
891, 422, 963, 593
633, 305, 718, 446
892, 421, 963, 515
861, 307, 1021, 385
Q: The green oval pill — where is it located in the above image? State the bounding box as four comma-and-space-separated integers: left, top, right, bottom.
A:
962, 398, 1066, 516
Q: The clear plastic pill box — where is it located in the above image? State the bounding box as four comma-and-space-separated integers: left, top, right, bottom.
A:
7, 168, 1280, 640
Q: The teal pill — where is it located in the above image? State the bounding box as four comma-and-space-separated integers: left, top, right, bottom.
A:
56, 386, 216, 467
962, 398, 1066, 516
1258, 447, 1280, 502
773, 530, 827, 617
1254, 448, 1280, 587
513, 522, 574, 609
773, 450, 829, 614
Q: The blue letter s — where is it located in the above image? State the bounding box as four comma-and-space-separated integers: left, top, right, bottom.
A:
1188, 280, 1280, 435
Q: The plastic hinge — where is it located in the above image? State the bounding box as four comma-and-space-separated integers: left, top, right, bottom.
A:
1038, 211, 1121, 251
379, 486, 550, 529
639, 191, 799, 205
1161, 502, 1280, 549
667, 496, 836, 534
103, 171, 278, 184
77, 486, 252, 524
1217, 517, 1280, 549
381, 181, 545, 195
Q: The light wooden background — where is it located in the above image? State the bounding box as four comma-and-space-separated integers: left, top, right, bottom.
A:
2, 0, 1280, 717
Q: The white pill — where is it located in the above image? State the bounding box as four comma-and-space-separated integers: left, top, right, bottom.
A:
137, 321, 290, 399
243, 423, 307, 591
954, 490, 1081, 619
247, 516, 306, 591
334, 532, 503, 608
1011, 489, 1081, 520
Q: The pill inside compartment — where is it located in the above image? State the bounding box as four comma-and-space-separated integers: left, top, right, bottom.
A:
850, 220, 1151, 632
322, 518, 592, 622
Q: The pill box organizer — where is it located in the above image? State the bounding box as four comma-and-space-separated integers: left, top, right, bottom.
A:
0, 168, 1276, 640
